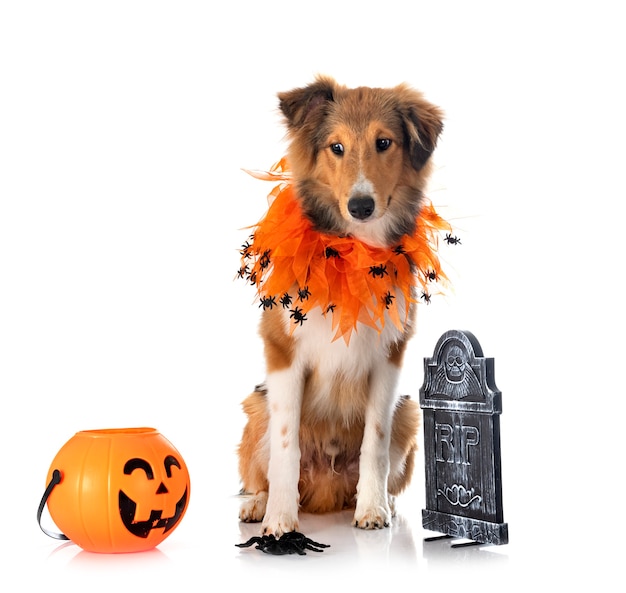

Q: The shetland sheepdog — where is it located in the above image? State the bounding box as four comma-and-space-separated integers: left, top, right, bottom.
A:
237, 75, 445, 537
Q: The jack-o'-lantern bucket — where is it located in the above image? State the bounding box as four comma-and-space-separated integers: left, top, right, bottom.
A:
37, 428, 190, 553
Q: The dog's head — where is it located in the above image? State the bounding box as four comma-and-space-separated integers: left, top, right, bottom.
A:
278, 75, 444, 247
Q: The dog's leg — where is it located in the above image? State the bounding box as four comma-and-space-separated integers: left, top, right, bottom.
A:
262, 367, 304, 537
353, 361, 400, 529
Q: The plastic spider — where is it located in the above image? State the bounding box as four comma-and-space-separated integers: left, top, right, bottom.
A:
259, 249, 271, 269
236, 531, 330, 555
290, 307, 307, 325
280, 292, 293, 308
382, 291, 395, 309
444, 233, 461, 245
297, 286, 311, 301
369, 264, 388, 278
420, 291, 432, 304
259, 295, 277, 310
240, 239, 253, 258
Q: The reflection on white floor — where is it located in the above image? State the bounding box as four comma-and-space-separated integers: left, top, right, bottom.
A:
29, 486, 512, 590
22, 470, 621, 592
233, 494, 510, 577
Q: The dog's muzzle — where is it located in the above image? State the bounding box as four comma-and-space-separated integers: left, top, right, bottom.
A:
348, 196, 375, 220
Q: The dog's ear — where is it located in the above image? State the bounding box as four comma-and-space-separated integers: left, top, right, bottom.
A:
278, 75, 338, 130
396, 86, 444, 171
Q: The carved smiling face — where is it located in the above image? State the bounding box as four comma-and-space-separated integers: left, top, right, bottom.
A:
119, 455, 189, 538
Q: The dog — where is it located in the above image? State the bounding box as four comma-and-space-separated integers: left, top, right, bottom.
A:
237, 75, 445, 537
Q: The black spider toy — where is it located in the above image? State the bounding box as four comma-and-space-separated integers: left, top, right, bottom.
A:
289, 306, 307, 325
444, 233, 462, 245
369, 264, 388, 278
236, 531, 330, 555
259, 295, 277, 310
280, 292, 293, 308
382, 291, 395, 309
424, 269, 438, 282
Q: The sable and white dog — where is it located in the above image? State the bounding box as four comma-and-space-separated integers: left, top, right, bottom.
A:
238, 76, 444, 537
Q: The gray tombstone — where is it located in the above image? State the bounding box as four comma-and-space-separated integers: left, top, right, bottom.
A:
419, 330, 508, 546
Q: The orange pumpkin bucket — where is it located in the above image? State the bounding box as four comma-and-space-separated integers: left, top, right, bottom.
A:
37, 428, 190, 553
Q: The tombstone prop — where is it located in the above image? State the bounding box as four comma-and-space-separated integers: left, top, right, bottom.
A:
419, 330, 508, 547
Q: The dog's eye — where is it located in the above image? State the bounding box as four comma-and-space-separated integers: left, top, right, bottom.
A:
330, 143, 344, 156
376, 138, 392, 152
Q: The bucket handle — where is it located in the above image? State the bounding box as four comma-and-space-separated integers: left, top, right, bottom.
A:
37, 469, 69, 541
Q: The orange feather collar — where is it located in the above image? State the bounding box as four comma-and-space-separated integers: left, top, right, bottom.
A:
238, 159, 452, 343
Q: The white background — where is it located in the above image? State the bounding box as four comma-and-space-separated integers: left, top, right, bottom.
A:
1, 1, 623, 589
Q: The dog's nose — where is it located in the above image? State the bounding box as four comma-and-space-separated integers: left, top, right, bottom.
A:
348, 196, 375, 220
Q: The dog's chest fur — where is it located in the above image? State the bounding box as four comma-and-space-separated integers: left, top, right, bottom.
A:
282, 302, 408, 424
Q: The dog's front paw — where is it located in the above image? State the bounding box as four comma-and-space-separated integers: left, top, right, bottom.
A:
239, 491, 268, 523
388, 494, 397, 517
262, 512, 299, 538
352, 505, 391, 530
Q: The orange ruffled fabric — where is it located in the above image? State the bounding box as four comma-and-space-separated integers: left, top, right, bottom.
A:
239, 159, 452, 343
